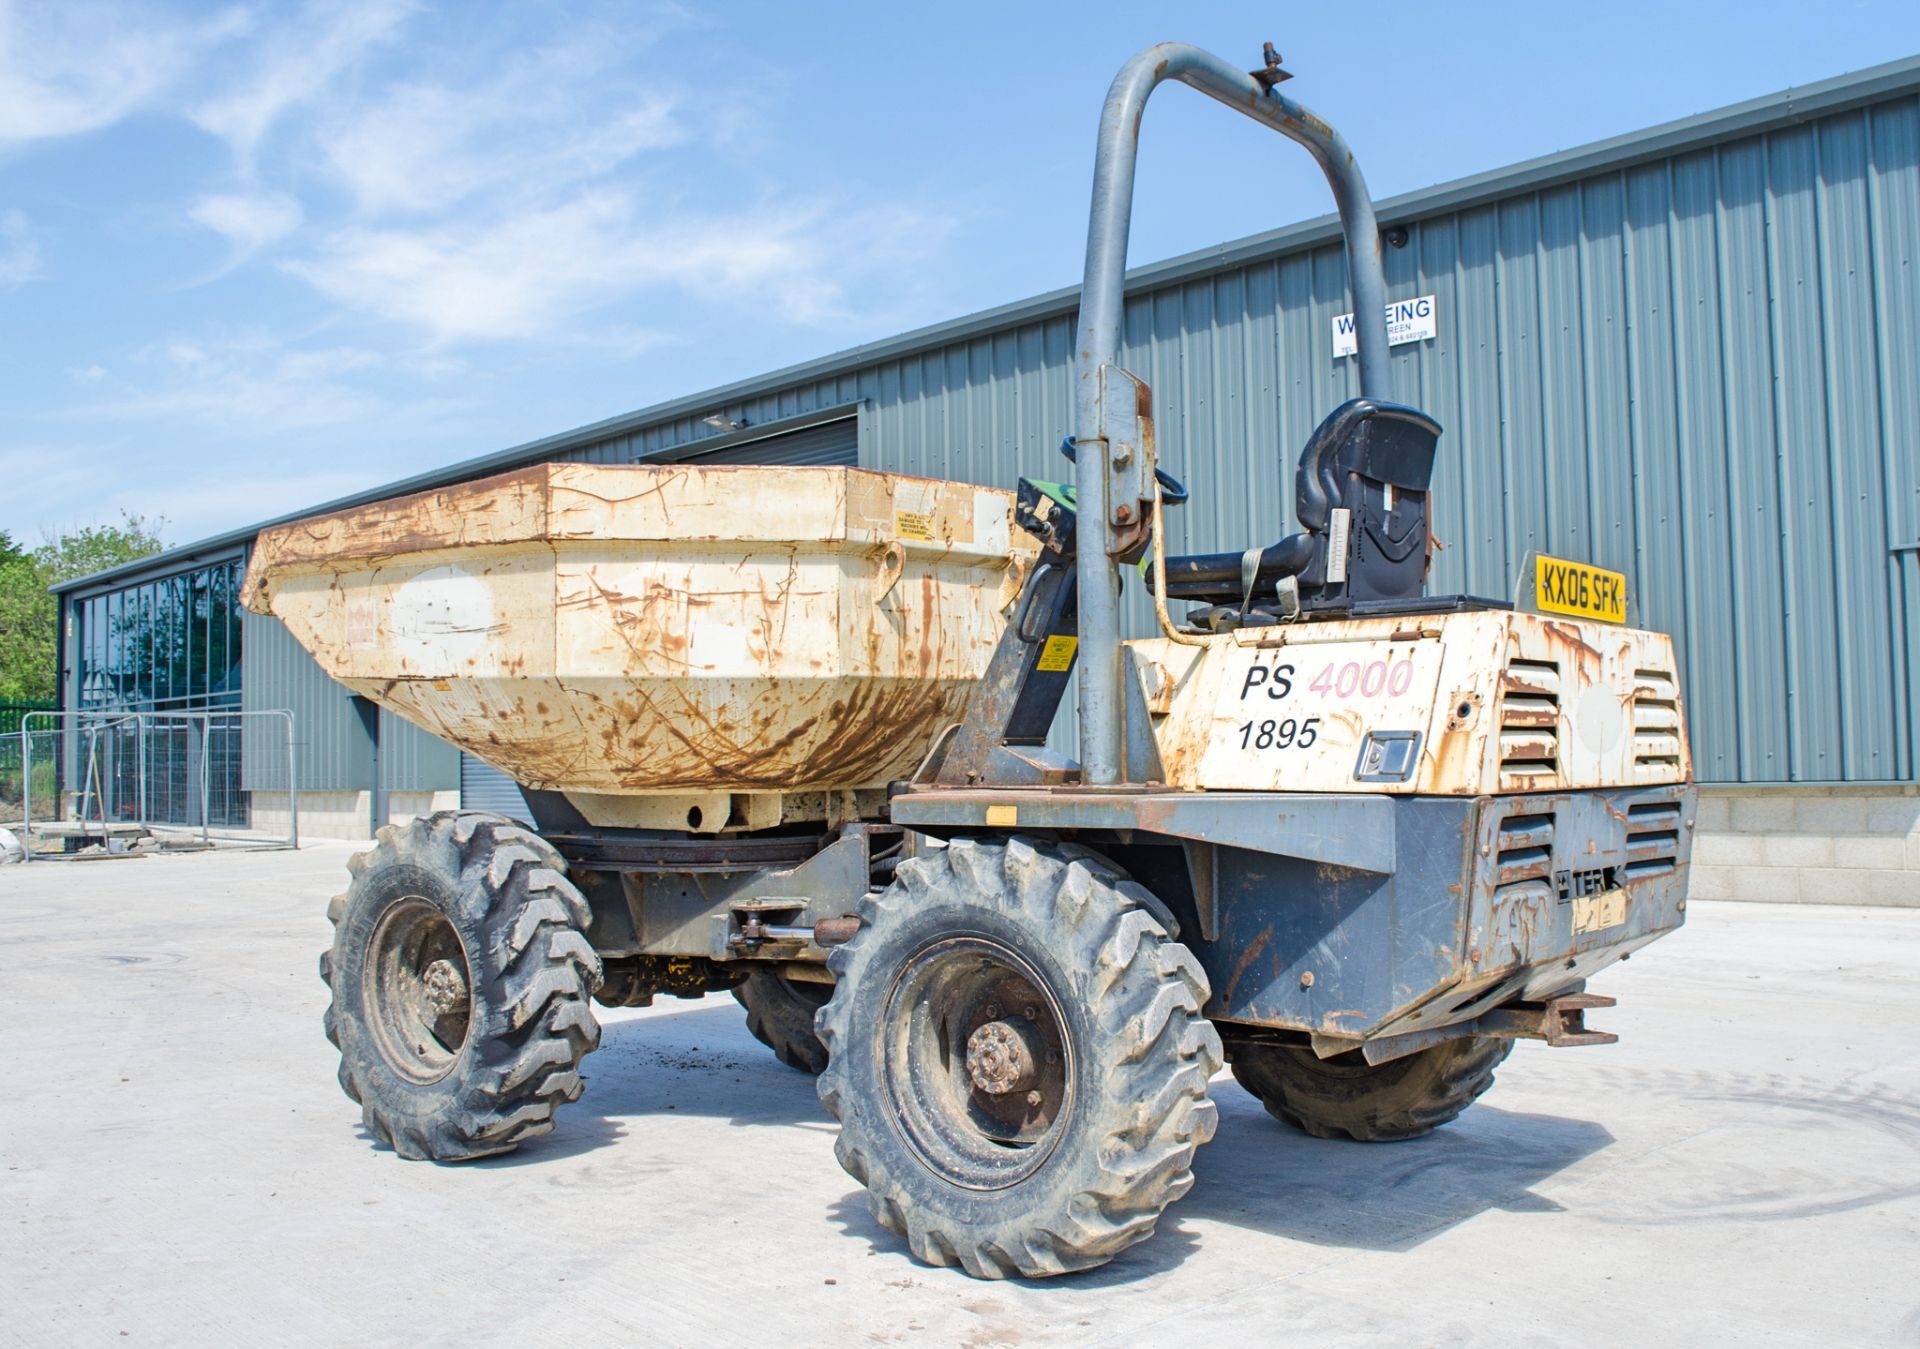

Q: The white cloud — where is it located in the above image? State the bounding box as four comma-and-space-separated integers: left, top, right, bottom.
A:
82, 332, 395, 431
0, 0, 246, 148
313, 50, 684, 216
284, 189, 935, 345
0, 208, 39, 285
10, 0, 953, 440
187, 0, 410, 164
190, 191, 303, 255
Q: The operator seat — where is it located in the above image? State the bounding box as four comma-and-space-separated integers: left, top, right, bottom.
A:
1153, 397, 1442, 614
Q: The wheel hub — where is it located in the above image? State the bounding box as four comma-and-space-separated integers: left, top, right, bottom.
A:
363, 897, 473, 1084
421, 958, 467, 1016
881, 937, 1073, 1191
965, 1017, 1044, 1095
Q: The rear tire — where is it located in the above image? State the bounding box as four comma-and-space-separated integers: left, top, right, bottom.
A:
321, 811, 603, 1161
734, 970, 831, 1074
817, 836, 1221, 1279
1230, 1035, 1511, 1142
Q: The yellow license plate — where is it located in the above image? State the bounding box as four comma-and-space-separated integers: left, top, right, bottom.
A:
1535, 554, 1627, 624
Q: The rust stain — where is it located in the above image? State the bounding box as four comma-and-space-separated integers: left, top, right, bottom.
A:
1542, 619, 1603, 668
243, 463, 1034, 799
1219, 926, 1272, 1011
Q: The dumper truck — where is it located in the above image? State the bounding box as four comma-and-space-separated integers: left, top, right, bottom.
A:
243, 41, 1695, 1280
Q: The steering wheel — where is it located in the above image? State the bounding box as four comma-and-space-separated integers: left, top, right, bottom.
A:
1056, 436, 1189, 506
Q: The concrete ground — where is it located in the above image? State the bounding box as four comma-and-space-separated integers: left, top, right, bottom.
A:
2, 846, 1916, 1349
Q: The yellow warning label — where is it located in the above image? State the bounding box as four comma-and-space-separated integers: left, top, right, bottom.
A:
1035, 635, 1079, 673
1572, 888, 1628, 934
894, 510, 936, 542
985, 805, 1019, 827
1535, 554, 1628, 624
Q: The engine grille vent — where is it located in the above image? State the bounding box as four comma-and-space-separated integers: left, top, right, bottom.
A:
1623, 799, 1683, 879
1493, 812, 1555, 896
1632, 668, 1683, 776
1499, 659, 1560, 788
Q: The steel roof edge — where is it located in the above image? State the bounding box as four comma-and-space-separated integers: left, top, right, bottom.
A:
55, 52, 1920, 598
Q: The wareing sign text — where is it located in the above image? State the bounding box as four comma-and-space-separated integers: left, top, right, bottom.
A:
1332, 295, 1437, 358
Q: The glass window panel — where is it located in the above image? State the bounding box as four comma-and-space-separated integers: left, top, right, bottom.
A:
137, 583, 154, 708
146, 582, 162, 708
90, 597, 105, 707
107, 590, 123, 705
215, 560, 237, 706
229, 561, 242, 700
153, 579, 169, 707
204, 566, 216, 704
79, 600, 95, 706
171, 574, 189, 708
189, 569, 211, 701
170, 585, 181, 705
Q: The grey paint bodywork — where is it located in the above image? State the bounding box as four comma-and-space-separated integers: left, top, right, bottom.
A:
890, 782, 1694, 1042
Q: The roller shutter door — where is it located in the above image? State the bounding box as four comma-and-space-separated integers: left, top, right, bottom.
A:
681, 417, 857, 466
459, 753, 533, 823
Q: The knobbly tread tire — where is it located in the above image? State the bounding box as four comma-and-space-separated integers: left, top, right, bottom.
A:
321, 810, 603, 1161
815, 836, 1222, 1279
1230, 1035, 1512, 1142
733, 971, 831, 1074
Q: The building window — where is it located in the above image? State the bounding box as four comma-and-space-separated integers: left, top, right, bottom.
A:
76, 557, 244, 715
70, 556, 247, 828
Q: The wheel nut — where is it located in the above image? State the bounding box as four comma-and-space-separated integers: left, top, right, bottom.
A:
1026, 1090, 1042, 1107
422, 958, 467, 1015
965, 1018, 1044, 1096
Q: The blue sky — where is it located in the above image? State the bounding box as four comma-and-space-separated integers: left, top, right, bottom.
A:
3, 0, 1918, 548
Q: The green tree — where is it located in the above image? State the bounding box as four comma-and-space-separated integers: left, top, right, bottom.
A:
0, 513, 166, 701
0, 532, 48, 699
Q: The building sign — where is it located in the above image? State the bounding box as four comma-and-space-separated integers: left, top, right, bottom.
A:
1332, 295, 1438, 358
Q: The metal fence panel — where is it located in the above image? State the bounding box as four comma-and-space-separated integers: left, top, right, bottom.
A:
17, 709, 297, 859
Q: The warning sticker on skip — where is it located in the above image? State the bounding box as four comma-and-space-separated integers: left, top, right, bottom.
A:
894, 510, 936, 542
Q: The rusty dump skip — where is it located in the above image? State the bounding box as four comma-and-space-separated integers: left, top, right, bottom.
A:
242, 462, 1037, 798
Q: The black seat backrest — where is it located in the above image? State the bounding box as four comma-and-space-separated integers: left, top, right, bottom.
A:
1146, 396, 1444, 616
1295, 398, 1442, 603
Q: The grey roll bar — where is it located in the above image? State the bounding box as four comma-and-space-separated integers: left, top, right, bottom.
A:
1072, 42, 1395, 784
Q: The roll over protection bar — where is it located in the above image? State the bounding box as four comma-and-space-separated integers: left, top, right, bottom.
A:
1071, 42, 1395, 784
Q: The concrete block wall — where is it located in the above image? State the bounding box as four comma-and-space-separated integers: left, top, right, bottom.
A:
384, 790, 460, 828
1690, 786, 1920, 907
252, 789, 460, 842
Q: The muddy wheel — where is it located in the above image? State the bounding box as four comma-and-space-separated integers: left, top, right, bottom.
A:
320, 811, 603, 1161
734, 970, 831, 1074
1230, 1036, 1512, 1142
816, 837, 1221, 1279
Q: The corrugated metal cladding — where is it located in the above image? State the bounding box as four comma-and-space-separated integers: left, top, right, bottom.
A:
676, 88, 1919, 787
240, 609, 457, 793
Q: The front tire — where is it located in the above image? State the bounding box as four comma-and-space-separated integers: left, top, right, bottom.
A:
816, 837, 1221, 1279
321, 811, 603, 1161
1230, 1035, 1511, 1142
